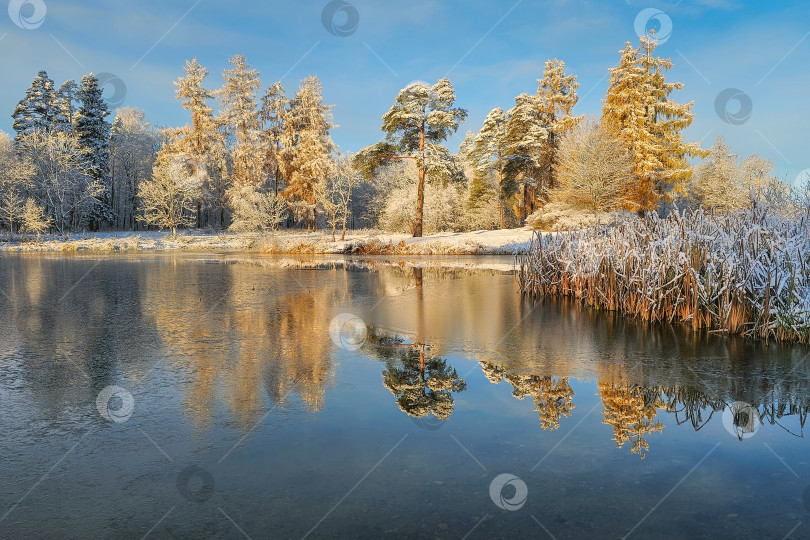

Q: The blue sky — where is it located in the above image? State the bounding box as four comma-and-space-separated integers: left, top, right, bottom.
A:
1, 0, 808, 182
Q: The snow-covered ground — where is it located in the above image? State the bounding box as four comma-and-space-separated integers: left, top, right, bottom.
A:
0, 227, 536, 255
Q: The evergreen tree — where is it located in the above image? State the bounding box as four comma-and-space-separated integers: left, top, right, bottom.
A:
468, 107, 510, 228
355, 78, 467, 237
536, 59, 583, 192
217, 54, 263, 191
75, 73, 114, 226
11, 70, 57, 139
282, 75, 336, 229
260, 81, 290, 196
53, 80, 77, 134
603, 31, 704, 210
503, 92, 547, 222
175, 58, 223, 227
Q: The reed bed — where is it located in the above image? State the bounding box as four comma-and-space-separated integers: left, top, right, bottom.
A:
517, 204, 810, 343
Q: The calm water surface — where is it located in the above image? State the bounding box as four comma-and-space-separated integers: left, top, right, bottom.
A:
0, 253, 809, 539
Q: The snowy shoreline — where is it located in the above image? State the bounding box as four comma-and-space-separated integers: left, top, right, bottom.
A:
0, 227, 536, 255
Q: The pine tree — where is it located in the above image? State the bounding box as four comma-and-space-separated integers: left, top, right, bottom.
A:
536, 59, 583, 192
260, 81, 290, 196
468, 107, 510, 228
53, 80, 77, 134
603, 32, 704, 211
503, 92, 547, 222
11, 70, 57, 139
75, 73, 114, 226
282, 75, 336, 229
217, 54, 263, 191
355, 78, 467, 237
175, 58, 223, 227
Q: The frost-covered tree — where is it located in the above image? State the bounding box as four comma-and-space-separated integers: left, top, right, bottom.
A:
355, 78, 467, 237
53, 80, 77, 134
260, 81, 290, 196
217, 54, 263, 192
139, 152, 201, 237
175, 58, 224, 227
468, 107, 510, 228
282, 75, 336, 229
602, 32, 704, 210
687, 137, 784, 212
18, 131, 101, 234
503, 92, 547, 221
536, 59, 583, 192
314, 155, 361, 241
20, 198, 51, 240
552, 118, 633, 212
228, 184, 287, 233
75, 73, 114, 226
12, 71, 56, 138
109, 107, 158, 229
0, 132, 36, 234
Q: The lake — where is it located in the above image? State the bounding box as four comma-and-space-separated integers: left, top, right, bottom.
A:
0, 253, 808, 539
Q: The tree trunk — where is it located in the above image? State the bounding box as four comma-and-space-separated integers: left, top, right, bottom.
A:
414, 124, 426, 238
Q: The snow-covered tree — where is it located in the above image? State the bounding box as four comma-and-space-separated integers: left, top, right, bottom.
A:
109, 107, 158, 229
217, 54, 263, 191
467, 107, 510, 228
228, 184, 287, 233
260, 81, 290, 196
75, 73, 114, 226
536, 59, 583, 192
314, 155, 361, 241
0, 132, 36, 234
12, 70, 57, 138
602, 31, 704, 210
282, 75, 336, 229
18, 131, 101, 234
355, 78, 467, 237
687, 137, 784, 212
551, 118, 633, 212
20, 198, 51, 241
53, 80, 77, 134
503, 92, 547, 221
174, 58, 224, 227
139, 152, 201, 237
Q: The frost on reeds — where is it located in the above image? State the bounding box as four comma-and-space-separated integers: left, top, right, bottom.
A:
517, 203, 810, 343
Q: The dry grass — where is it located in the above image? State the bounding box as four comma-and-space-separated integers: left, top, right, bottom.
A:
518, 204, 810, 343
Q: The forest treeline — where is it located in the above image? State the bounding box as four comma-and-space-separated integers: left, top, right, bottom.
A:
0, 31, 793, 239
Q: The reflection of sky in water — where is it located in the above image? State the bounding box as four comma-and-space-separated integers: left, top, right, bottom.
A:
0, 253, 808, 539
